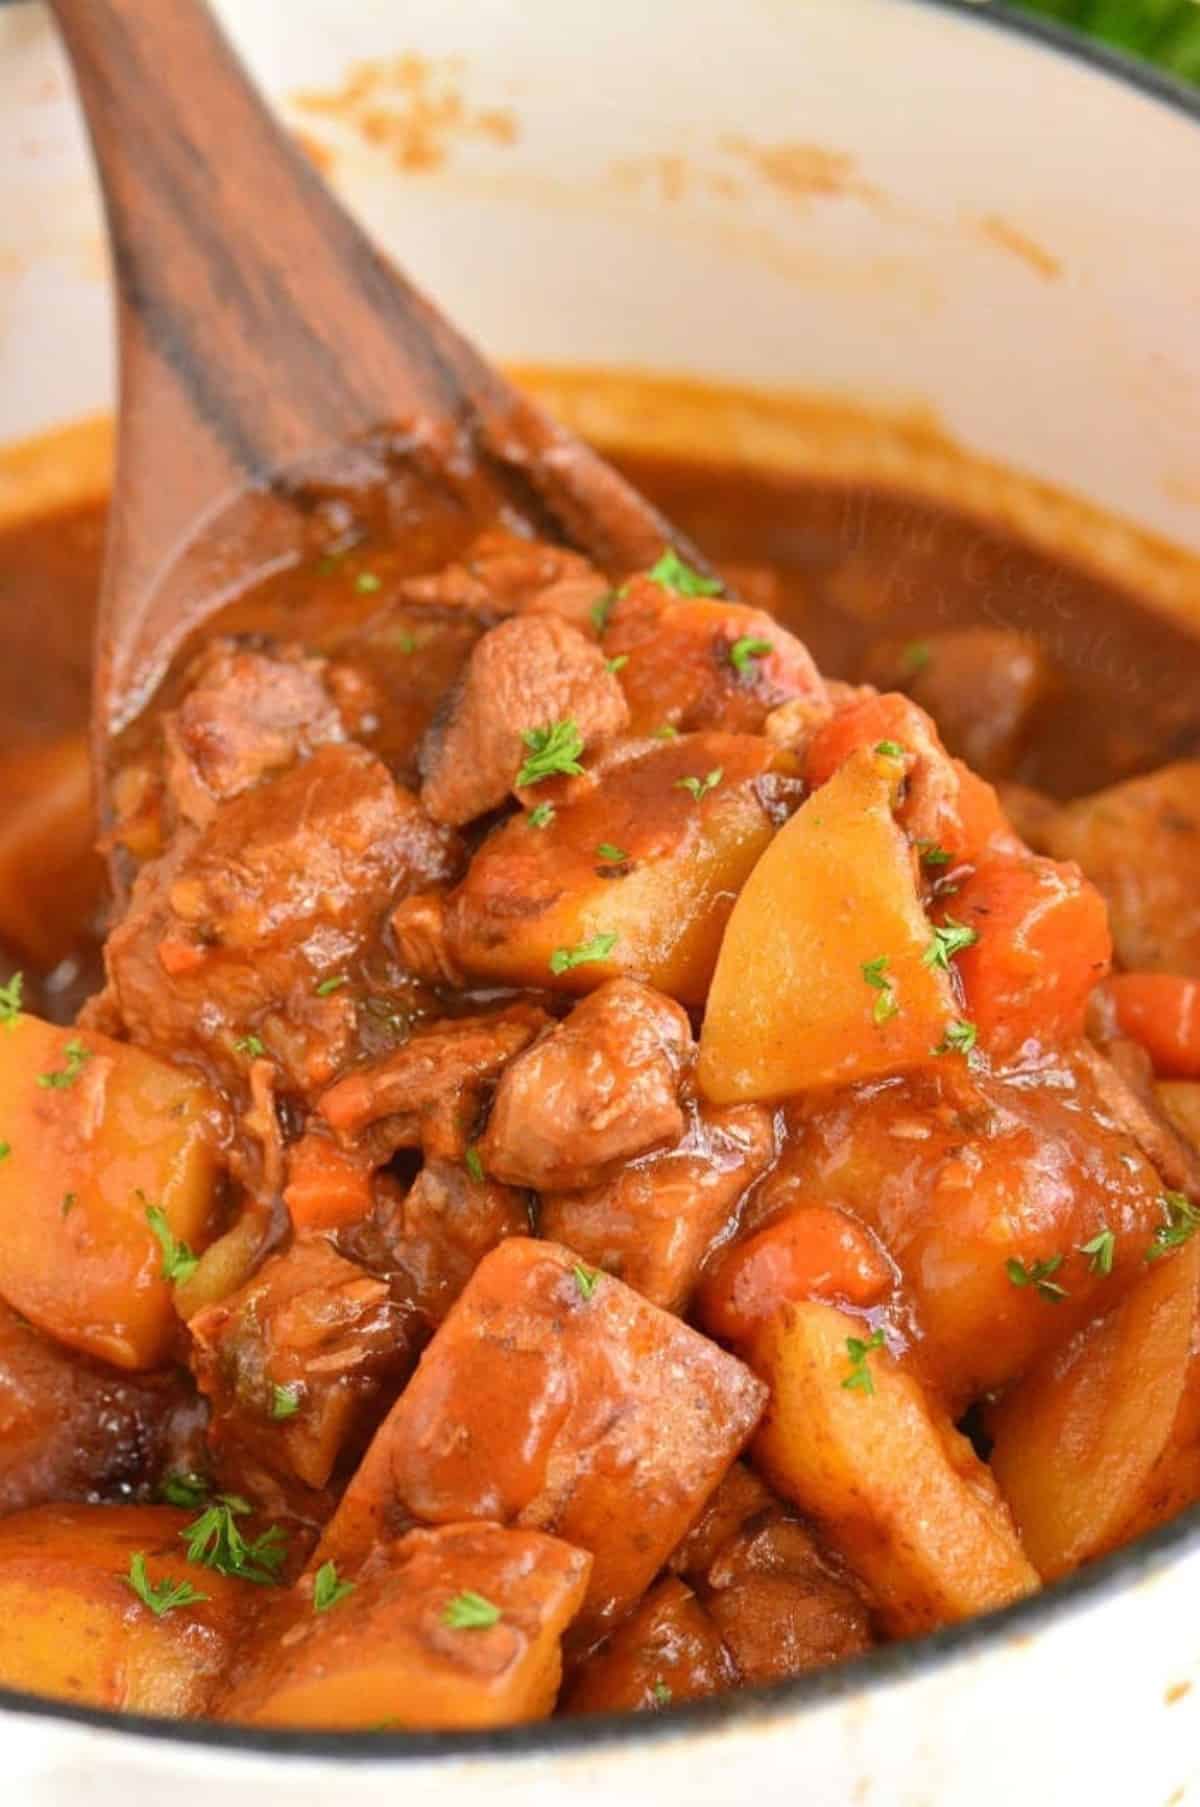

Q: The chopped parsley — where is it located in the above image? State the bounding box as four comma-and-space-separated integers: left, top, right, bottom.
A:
646, 549, 723, 598
354, 571, 382, 593
728, 635, 773, 676
652, 1680, 673, 1708
180, 1496, 287, 1586
145, 1204, 199, 1285
465, 1146, 485, 1184
590, 590, 618, 634
917, 841, 952, 867
517, 719, 585, 788
124, 1552, 208, 1618
233, 1033, 265, 1058
933, 1019, 978, 1058
0, 972, 22, 1030
1079, 1227, 1116, 1277
315, 974, 348, 996
0, 1142, 9, 1163
874, 739, 906, 759
923, 918, 979, 970
605, 654, 629, 674
841, 1328, 885, 1395
653, 723, 681, 740
60, 1190, 77, 1217
312, 1560, 355, 1614
1006, 1254, 1068, 1301
573, 1262, 600, 1300
861, 956, 899, 1026
526, 802, 556, 829
160, 1471, 211, 1510
596, 842, 628, 865
901, 640, 932, 675
675, 767, 723, 803
549, 932, 617, 976
442, 1589, 502, 1630
1146, 1191, 1200, 1262
270, 1383, 302, 1420
37, 1038, 92, 1090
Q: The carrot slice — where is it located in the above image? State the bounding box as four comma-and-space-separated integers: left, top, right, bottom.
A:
696, 1207, 892, 1344
1106, 973, 1200, 1079
283, 1132, 375, 1232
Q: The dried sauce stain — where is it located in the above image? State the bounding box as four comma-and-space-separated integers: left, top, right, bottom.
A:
722, 138, 881, 209
974, 215, 1062, 282
1165, 1678, 1193, 1705
291, 53, 517, 176
291, 129, 334, 176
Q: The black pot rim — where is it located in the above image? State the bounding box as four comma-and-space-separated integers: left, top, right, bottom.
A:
6, 0, 1200, 1767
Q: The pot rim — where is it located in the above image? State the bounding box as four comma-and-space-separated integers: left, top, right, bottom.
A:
5, 0, 1200, 1762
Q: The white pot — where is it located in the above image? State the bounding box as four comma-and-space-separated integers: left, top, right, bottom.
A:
2, 1, 1199, 1800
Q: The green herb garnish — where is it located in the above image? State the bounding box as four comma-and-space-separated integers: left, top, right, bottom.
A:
443, 1589, 502, 1630
1006, 1254, 1068, 1301
933, 1019, 978, 1057
354, 571, 382, 593
646, 549, 723, 598
728, 635, 773, 676
145, 1204, 199, 1285
917, 842, 952, 867
573, 1263, 600, 1300
1079, 1227, 1116, 1277
596, 842, 628, 865
549, 932, 618, 976
180, 1496, 287, 1586
605, 654, 629, 674
37, 1038, 92, 1090
1146, 1191, 1200, 1262
923, 918, 979, 970
465, 1146, 485, 1184
233, 1033, 265, 1058
526, 802, 556, 829
675, 768, 723, 802
901, 640, 932, 675
160, 1471, 211, 1510
875, 739, 906, 759
312, 1560, 355, 1614
0, 972, 22, 1030
124, 1552, 208, 1618
590, 591, 618, 634
270, 1383, 302, 1420
517, 719, 585, 788
315, 975, 348, 996
862, 956, 898, 1026
841, 1328, 885, 1395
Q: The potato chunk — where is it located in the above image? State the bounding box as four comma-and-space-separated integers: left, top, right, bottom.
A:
988, 1238, 1200, 1579
444, 734, 790, 1005
319, 1238, 766, 1643
0, 1016, 221, 1368
750, 1301, 1039, 1636
698, 748, 954, 1102
0, 1504, 247, 1714
222, 1522, 590, 1730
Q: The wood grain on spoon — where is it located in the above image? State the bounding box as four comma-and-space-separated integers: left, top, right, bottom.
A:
47, 0, 700, 763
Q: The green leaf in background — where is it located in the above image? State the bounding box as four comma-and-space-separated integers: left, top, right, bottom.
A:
1013, 0, 1200, 84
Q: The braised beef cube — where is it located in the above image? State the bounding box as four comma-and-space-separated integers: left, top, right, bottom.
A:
318, 1237, 766, 1643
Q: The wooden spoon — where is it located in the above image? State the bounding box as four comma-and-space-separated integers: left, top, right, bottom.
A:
47, 0, 704, 780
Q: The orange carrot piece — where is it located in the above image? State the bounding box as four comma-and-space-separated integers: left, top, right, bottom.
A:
283, 1132, 375, 1232
951, 855, 1112, 1061
696, 1207, 893, 1345
1106, 973, 1200, 1079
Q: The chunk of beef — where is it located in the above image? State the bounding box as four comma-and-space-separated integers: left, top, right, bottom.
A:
318, 1237, 767, 1644
602, 575, 824, 738
482, 980, 694, 1191
398, 529, 608, 623
862, 629, 1052, 781
1045, 761, 1200, 973
419, 614, 629, 827
389, 891, 462, 986
696, 1507, 873, 1684
161, 639, 347, 829
1075, 1037, 1200, 1201
564, 1576, 736, 1714
318, 1003, 550, 1163
540, 1100, 776, 1311
0, 1298, 201, 1514
190, 1237, 414, 1496
99, 744, 459, 1096
760, 1050, 1176, 1407
339, 1158, 530, 1332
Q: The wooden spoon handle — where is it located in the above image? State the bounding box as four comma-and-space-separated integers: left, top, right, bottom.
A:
50, 0, 688, 741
